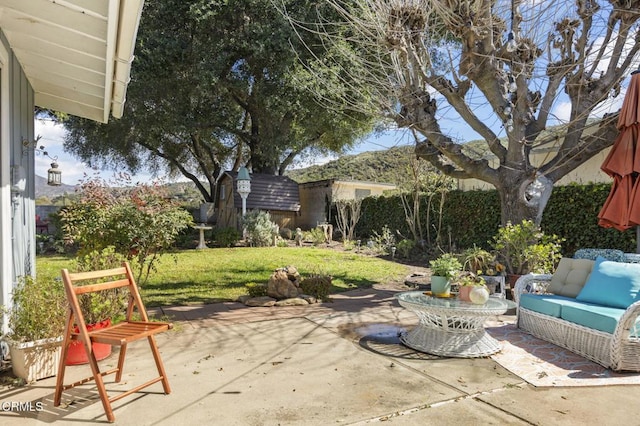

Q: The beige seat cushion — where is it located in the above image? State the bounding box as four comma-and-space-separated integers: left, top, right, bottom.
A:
547, 258, 595, 298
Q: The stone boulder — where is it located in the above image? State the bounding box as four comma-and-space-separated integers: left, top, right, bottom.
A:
267, 266, 301, 299
274, 298, 309, 306
245, 296, 277, 307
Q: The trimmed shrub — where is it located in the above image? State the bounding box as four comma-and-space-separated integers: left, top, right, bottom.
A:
299, 275, 332, 301
355, 183, 636, 256
214, 227, 241, 248
241, 210, 277, 247
245, 282, 268, 297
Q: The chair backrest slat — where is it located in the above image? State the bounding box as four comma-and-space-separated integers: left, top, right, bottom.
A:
74, 278, 131, 295
66, 267, 127, 282
61, 263, 140, 323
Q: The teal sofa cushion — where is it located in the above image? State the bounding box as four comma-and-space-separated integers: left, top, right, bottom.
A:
560, 304, 624, 334
576, 256, 640, 309
519, 294, 580, 318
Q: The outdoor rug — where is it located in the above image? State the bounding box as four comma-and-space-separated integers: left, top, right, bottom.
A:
486, 323, 640, 387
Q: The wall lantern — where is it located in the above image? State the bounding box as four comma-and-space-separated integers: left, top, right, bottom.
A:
47, 162, 62, 186
236, 166, 251, 216
22, 137, 62, 186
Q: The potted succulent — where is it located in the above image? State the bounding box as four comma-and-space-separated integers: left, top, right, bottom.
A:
429, 253, 462, 296
455, 271, 490, 304
3, 275, 67, 382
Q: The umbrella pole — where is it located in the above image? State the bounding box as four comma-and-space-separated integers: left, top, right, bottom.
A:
637, 226, 640, 254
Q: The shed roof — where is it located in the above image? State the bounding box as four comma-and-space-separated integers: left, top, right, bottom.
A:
298, 178, 396, 189
223, 171, 300, 212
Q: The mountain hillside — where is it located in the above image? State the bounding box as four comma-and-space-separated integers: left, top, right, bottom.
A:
287, 145, 417, 185
35, 175, 77, 199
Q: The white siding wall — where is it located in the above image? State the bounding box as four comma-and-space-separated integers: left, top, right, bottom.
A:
0, 31, 35, 333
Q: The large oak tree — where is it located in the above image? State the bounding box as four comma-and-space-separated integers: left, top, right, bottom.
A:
63, 0, 375, 202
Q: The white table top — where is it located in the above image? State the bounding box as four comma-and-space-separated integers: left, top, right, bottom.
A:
396, 291, 516, 313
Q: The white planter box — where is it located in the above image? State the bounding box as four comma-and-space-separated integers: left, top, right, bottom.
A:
8, 336, 63, 382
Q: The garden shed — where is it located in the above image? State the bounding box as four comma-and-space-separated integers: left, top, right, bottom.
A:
297, 179, 396, 229
216, 171, 301, 231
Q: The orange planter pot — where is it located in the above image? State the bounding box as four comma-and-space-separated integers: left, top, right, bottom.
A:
459, 286, 473, 302
65, 319, 113, 365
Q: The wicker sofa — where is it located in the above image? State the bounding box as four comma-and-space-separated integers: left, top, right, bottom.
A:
514, 251, 640, 372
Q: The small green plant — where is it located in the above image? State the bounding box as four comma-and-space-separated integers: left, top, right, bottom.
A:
455, 271, 486, 287
299, 275, 332, 301
241, 210, 277, 247
305, 227, 328, 245
429, 253, 462, 279
74, 246, 130, 324
461, 245, 494, 273
245, 282, 268, 297
5, 276, 67, 342
342, 239, 356, 251
371, 225, 396, 254
492, 220, 564, 275
213, 227, 241, 248
397, 239, 416, 258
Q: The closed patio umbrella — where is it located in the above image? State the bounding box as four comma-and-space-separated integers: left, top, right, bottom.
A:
598, 71, 640, 249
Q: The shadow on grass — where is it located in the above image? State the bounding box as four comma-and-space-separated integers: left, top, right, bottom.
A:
143, 270, 381, 307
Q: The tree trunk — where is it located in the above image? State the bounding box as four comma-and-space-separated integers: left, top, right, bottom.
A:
496, 176, 554, 227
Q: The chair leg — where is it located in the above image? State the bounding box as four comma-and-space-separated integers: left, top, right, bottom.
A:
86, 345, 115, 423
54, 312, 74, 406
115, 344, 127, 382
148, 335, 171, 394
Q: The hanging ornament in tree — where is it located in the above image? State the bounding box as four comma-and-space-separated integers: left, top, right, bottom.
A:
506, 32, 517, 52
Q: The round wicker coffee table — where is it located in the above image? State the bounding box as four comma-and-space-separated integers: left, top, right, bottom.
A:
395, 291, 516, 358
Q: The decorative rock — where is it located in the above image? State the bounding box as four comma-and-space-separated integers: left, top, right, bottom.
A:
244, 296, 277, 307
236, 294, 252, 304
299, 294, 317, 304
267, 266, 302, 299
275, 298, 309, 306
285, 265, 299, 280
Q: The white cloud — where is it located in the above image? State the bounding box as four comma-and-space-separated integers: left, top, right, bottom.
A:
550, 101, 572, 124
32, 119, 161, 185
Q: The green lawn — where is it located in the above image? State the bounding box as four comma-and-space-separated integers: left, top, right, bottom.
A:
36, 247, 410, 307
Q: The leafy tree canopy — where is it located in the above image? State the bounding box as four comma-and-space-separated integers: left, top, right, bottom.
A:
63, 0, 376, 201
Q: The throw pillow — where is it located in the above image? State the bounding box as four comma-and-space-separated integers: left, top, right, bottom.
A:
576, 256, 640, 308
547, 257, 594, 298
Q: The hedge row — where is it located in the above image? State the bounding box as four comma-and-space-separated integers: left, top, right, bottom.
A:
356, 183, 636, 256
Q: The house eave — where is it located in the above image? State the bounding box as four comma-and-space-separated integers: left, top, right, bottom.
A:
0, 0, 144, 123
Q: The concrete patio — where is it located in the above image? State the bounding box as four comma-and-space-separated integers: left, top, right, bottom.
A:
0, 284, 638, 425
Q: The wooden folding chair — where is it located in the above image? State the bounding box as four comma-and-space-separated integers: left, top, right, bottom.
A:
54, 262, 172, 422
